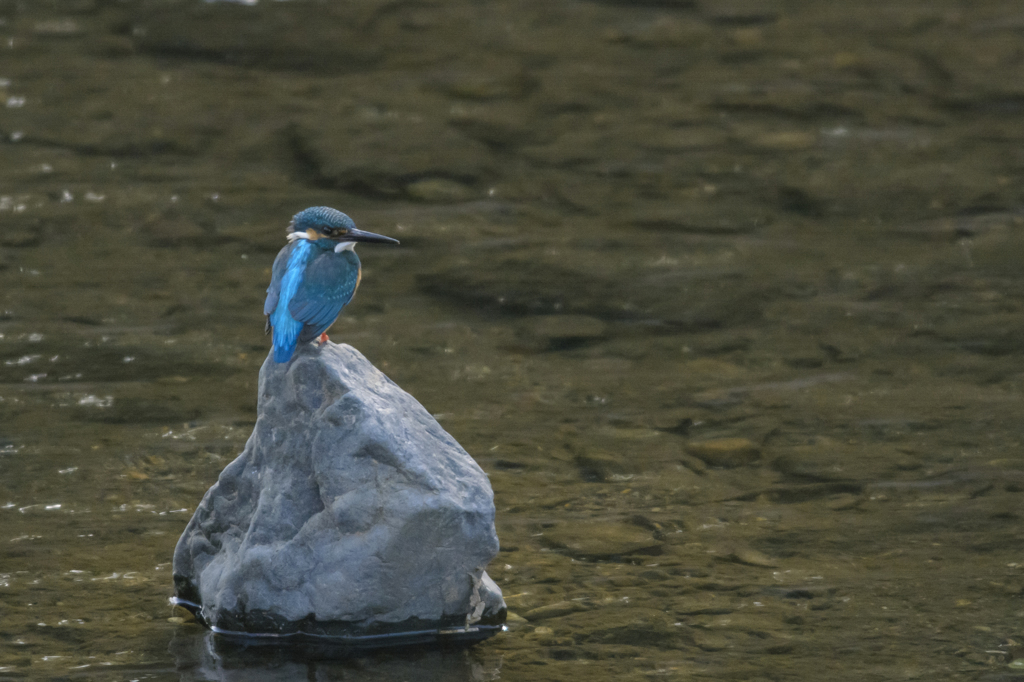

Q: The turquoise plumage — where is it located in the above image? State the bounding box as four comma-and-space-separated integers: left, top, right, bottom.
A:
264, 207, 398, 363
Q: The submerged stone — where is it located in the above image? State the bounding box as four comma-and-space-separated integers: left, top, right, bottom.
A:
686, 437, 760, 468
172, 342, 505, 645
539, 520, 662, 559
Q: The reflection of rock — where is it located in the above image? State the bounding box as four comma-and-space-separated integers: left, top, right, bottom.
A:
169, 629, 500, 681
173, 343, 504, 642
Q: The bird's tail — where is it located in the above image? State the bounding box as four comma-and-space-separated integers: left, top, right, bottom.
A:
270, 315, 302, 363
272, 341, 297, 363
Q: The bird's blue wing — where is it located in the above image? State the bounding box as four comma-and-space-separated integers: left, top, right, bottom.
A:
290, 250, 361, 342
263, 245, 291, 318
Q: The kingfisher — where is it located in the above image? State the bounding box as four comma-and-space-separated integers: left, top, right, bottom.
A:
264, 206, 399, 363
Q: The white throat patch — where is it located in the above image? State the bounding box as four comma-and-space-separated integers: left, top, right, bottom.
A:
286, 232, 356, 253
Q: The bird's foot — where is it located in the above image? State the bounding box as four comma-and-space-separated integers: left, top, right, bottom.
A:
318, 332, 330, 346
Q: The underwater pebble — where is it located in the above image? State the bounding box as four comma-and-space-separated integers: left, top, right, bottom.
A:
522, 601, 588, 622
540, 521, 662, 559
687, 438, 760, 468
725, 546, 777, 568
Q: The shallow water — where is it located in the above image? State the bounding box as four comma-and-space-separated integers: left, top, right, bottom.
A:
3, 0, 1024, 679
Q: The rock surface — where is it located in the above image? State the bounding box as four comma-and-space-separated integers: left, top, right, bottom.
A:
172, 342, 505, 641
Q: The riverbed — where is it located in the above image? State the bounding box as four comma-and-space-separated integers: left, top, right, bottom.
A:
2, 1, 1024, 679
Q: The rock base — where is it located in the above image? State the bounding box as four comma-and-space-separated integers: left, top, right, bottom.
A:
172, 342, 505, 645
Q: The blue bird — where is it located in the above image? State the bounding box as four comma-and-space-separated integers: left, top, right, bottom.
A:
264, 206, 399, 363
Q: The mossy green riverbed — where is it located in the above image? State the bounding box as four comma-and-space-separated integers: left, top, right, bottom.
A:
2, 1, 1024, 679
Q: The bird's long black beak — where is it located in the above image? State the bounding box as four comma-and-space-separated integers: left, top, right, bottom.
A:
344, 227, 400, 245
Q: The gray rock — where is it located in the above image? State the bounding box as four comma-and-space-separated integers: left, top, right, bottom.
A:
172, 342, 505, 642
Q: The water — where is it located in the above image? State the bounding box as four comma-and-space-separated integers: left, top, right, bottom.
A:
2, 0, 1024, 679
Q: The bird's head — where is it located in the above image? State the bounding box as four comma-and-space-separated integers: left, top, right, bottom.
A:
287, 206, 399, 251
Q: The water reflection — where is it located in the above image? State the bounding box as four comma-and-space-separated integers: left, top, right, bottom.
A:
169, 630, 501, 682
